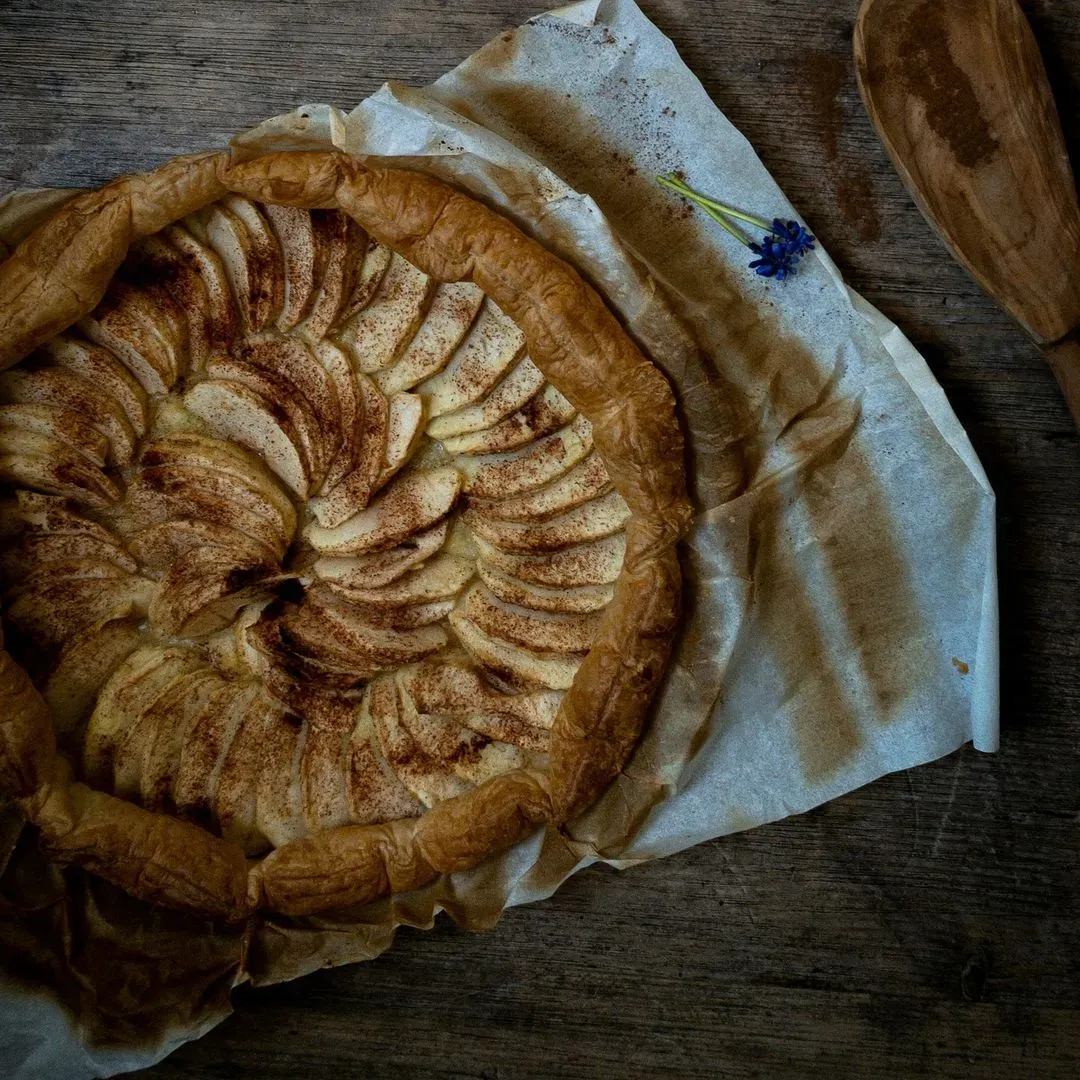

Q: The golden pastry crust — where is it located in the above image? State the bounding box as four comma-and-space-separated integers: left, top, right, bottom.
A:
0, 150, 691, 918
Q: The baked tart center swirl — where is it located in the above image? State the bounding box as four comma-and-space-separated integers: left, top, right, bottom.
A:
1, 195, 628, 856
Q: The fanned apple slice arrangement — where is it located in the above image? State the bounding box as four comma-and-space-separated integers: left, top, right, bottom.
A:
0, 195, 629, 855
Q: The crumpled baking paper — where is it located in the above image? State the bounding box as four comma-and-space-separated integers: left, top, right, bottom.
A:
0, 0, 997, 1075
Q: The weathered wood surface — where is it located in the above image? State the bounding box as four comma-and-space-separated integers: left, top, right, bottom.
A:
1, 1, 1078, 1076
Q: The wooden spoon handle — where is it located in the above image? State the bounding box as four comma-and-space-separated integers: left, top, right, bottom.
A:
1042, 334, 1080, 430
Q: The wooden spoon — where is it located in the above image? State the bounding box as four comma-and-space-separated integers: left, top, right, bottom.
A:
854, 0, 1080, 428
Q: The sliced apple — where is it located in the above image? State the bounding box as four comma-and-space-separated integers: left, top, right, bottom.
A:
223, 195, 285, 320
172, 680, 259, 828
417, 301, 526, 418
148, 546, 276, 639
236, 338, 342, 488
82, 646, 205, 787
184, 379, 310, 499
320, 595, 455, 630
284, 588, 448, 672
44, 617, 143, 736
81, 646, 171, 781
126, 518, 278, 571
337, 253, 435, 373
442, 385, 576, 457
300, 210, 366, 340
115, 242, 194, 369
164, 223, 238, 355
348, 694, 424, 824
214, 691, 292, 854
282, 653, 370, 694
305, 466, 461, 555
448, 609, 581, 691
320, 552, 472, 608
101, 659, 211, 801
458, 414, 593, 499
149, 396, 205, 441
112, 666, 221, 804
253, 704, 306, 849
141, 432, 296, 536
473, 531, 626, 588
107, 279, 186, 376
12, 555, 132, 595
0, 366, 137, 465
39, 334, 150, 438
366, 677, 471, 808
110, 266, 191, 377
264, 203, 320, 331
469, 450, 612, 525
140, 669, 231, 813
396, 677, 525, 785
306, 372, 386, 528
136, 464, 293, 543
0, 430, 121, 511
233, 603, 279, 675
378, 393, 425, 486
338, 240, 392, 325
465, 490, 630, 554
460, 419, 591, 503
205, 356, 323, 488
124, 235, 213, 373
125, 467, 288, 559
298, 693, 354, 834
0, 404, 109, 468
241, 615, 363, 694
78, 282, 179, 395
312, 519, 449, 590
140, 444, 294, 533
374, 282, 485, 394
200, 197, 282, 333
311, 340, 362, 492
0, 490, 118, 542
461, 583, 601, 653
242, 608, 371, 687
476, 559, 615, 615
402, 659, 558, 749
1, 525, 136, 581
202, 600, 269, 677
426, 355, 545, 440
250, 664, 351, 738
249, 625, 368, 698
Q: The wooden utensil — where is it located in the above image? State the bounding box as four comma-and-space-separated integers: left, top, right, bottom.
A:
854, 0, 1080, 428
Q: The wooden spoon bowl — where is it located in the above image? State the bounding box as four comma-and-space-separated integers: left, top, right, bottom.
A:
855, 0, 1080, 427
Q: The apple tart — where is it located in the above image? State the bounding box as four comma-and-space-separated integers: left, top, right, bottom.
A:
0, 150, 690, 919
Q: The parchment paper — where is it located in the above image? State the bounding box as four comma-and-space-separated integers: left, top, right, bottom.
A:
0, 1, 997, 1075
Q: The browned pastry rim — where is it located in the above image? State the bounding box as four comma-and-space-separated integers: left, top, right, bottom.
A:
0, 150, 691, 919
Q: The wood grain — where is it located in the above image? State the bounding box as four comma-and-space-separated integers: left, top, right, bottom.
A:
1, 1, 1079, 1077
855, 0, 1080, 427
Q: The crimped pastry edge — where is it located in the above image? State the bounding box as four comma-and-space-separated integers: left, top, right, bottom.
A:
0, 150, 691, 919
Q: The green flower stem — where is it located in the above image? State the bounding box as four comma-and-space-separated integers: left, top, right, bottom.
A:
690, 196, 751, 246
656, 174, 771, 232
656, 173, 749, 245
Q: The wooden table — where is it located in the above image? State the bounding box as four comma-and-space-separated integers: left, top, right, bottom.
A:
2, 1, 1078, 1076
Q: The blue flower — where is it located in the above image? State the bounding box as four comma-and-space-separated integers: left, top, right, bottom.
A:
748, 236, 799, 280
769, 218, 816, 258
655, 175, 816, 284
748, 221, 817, 280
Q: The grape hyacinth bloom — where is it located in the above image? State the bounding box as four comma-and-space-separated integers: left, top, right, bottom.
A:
656, 174, 816, 282
769, 218, 816, 258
